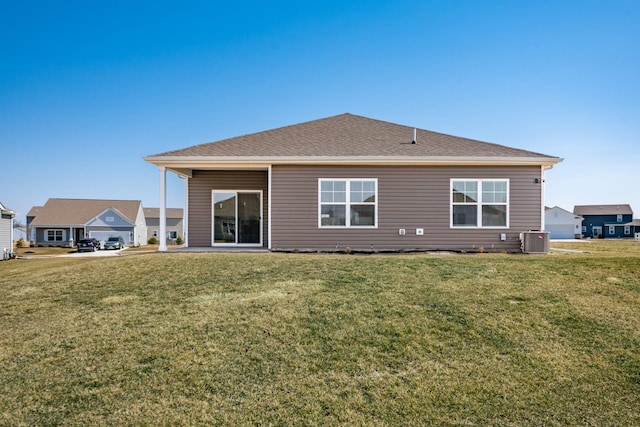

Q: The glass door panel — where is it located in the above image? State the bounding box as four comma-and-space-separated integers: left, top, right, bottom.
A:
238, 193, 261, 244
213, 191, 262, 245
213, 192, 237, 244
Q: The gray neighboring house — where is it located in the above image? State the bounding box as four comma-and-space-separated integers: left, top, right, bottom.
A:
27, 198, 147, 247
144, 113, 562, 252
1, 201, 17, 258
144, 208, 184, 244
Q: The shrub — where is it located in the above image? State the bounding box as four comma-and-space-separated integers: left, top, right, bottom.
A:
148, 237, 158, 245
15, 239, 25, 248
176, 236, 183, 245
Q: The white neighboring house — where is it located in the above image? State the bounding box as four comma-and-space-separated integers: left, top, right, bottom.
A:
545, 206, 583, 239
1, 201, 17, 259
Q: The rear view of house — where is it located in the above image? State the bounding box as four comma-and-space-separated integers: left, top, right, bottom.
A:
144, 208, 184, 245
145, 113, 562, 253
27, 198, 147, 247
1, 201, 16, 259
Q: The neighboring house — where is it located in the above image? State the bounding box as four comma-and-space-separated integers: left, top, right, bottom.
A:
1, 201, 16, 258
545, 206, 583, 239
27, 198, 147, 247
144, 208, 184, 244
144, 113, 562, 252
574, 204, 634, 238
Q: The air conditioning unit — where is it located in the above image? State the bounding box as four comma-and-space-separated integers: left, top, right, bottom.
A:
520, 231, 550, 254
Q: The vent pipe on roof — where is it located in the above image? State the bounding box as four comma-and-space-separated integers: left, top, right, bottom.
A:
412, 128, 417, 144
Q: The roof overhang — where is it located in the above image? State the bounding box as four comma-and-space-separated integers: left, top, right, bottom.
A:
144, 155, 563, 176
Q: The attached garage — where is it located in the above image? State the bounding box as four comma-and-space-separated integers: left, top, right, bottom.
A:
89, 231, 131, 247
546, 224, 575, 239
545, 206, 583, 239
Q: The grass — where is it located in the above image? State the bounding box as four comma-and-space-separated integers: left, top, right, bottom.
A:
1, 240, 639, 426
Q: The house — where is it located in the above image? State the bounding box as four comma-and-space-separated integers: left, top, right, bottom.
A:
545, 206, 583, 239
27, 198, 147, 247
1, 201, 16, 259
144, 208, 184, 244
144, 113, 562, 252
574, 204, 635, 238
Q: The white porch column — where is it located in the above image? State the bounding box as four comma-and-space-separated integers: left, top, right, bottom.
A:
183, 175, 189, 247
159, 166, 167, 251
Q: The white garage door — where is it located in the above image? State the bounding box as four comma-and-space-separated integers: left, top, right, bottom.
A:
546, 224, 574, 239
89, 231, 130, 247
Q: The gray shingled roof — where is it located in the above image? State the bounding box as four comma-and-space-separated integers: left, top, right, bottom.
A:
574, 204, 633, 216
29, 199, 142, 226
144, 208, 184, 219
146, 113, 559, 161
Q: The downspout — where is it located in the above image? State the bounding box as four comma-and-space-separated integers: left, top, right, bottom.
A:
541, 165, 554, 231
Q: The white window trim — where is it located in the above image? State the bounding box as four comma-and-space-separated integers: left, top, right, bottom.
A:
45, 229, 66, 242
624, 225, 631, 235
450, 179, 510, 229
609, 225, 616, 235
318, 178, 378, 228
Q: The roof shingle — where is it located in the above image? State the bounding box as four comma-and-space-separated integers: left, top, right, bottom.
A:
29, 199, 142, 226
146, 113, 559, 161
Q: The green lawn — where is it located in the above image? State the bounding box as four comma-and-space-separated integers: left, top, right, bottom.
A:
1, 241, 639, 426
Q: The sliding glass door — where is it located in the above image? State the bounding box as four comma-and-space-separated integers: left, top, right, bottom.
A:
212, 191, 262, 245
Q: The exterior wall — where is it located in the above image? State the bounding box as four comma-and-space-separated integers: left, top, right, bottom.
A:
582, 214, 633, 238
134, 205, 147, 246
270, 165, 544, 252
187, 170, 268, 247
146, 217, 183, 244
0, 214, 12, 254
33, 227, 73, 246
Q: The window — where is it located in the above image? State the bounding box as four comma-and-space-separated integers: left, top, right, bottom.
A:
152, 230, 158, 237
609, 225, 616, 235
451, 179, 508, 228
106, 216, 115, 223
624, 225, 631, 235
169, 231, 178, 239
617, 214, 623, 222
319, 179, 377, 227
46, 229, 64, 242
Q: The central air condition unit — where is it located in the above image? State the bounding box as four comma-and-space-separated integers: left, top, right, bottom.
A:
520, 231, 550, 254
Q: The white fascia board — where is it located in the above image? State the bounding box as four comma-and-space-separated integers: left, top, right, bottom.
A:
145, 155, 563, 169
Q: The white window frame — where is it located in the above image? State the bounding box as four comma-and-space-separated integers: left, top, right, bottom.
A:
450, 179, 509, 229
318, 178, 378, 228
624, 225, 631, 235
609, 225, 616, 235
46, 229, 65, 242
617, 214, 623, 222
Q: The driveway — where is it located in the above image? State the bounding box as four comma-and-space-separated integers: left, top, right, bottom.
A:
61, 248, 126, 257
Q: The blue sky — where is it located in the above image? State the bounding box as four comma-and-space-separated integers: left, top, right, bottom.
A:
2, 1, 639, 223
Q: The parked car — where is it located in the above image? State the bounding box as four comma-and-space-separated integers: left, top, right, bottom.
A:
89, 237, 101, 250
104, 236, 125, 250
77, 239, 99, 252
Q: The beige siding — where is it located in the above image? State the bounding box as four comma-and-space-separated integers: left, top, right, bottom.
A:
271, 165, 543, 252
188, 170, 268, 247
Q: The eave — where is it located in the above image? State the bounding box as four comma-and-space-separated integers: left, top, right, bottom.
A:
144, 155, 563, 176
